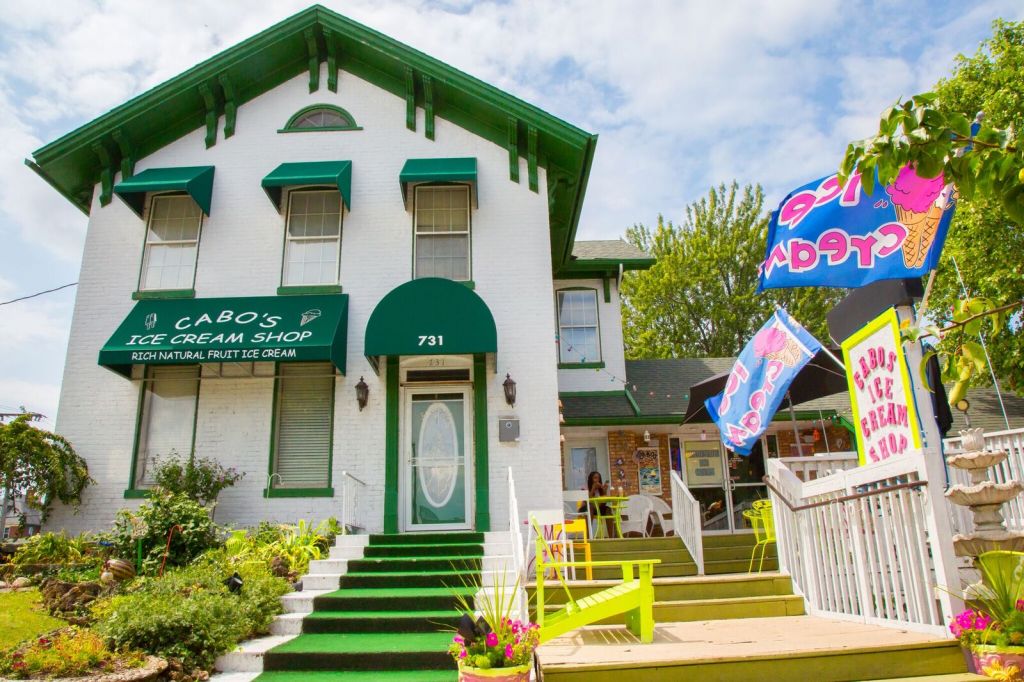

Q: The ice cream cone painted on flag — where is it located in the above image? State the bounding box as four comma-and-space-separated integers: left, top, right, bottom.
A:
886, 165, 953, 269
754, 325, 802, 367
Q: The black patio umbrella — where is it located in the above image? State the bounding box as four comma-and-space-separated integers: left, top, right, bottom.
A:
681, 348, 848, 425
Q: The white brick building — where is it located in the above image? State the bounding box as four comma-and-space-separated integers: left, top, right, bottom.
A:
31, 6, 652, 535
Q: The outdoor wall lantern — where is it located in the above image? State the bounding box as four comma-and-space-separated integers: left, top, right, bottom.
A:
503, 373, 517, 407
355, 377, 369, 411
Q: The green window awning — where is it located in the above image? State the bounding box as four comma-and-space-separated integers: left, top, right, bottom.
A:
365, 278, 496, 361
113, 166, 215, 217
262, 161, 352, 211
99, 294, 348, 377
400, 157, 477, 208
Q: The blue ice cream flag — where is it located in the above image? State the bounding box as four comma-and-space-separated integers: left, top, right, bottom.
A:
757, 166, 956, 290
706, 310, 822, 456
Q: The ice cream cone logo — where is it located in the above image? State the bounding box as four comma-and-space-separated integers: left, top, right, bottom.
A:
299, 309, 322, 326
144, 313, 158, 330
754, 325, 802, 367
886, 165, 952, 269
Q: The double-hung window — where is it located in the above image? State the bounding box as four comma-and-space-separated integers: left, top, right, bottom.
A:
270, 363, 335, 492
414, 185, 470, 280
140, 194, 203, 291
282, 189, 343, 286
557, 290, 601, 364
132, 366, 200, 489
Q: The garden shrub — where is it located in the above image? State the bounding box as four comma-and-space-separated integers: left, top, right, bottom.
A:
151, 454, 243, 506
92, 551, 290, 672
110, 489, 219, 574
11, 532, 98, 568
0, 627, 144, 680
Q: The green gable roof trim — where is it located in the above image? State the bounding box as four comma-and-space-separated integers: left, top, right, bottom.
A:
365, 277, 497, 362
400, 157, 478, 207
557, 239, 655, 279
262, 160, 352, 211
28, 5, 596, 272
113, 166, 215, 217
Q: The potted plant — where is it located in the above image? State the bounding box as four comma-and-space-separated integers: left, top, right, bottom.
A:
950, 552, 1024, 680
448, 572, 540, 681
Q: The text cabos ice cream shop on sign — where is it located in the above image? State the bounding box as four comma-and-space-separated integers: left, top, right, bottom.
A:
841, 309, 922, 465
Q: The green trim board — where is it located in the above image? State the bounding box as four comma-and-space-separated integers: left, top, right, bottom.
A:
132, 289, 195, 300
113, 166, 215, 217
383, 359, 399, 534
263, 487, 335, 498
364, 278, 496, 361
262, 161, 352, 210
277, 285, 343, 295
473, 353, 489, 532
399, 157, 477, 208
122, 489, 150, 499
28, 6, 596, 272
558, 362, 606, 370
98, 294, 349, 377
555, 257, 656, 280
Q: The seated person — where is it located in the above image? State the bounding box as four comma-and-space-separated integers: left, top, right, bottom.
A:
587, 471, 615, 538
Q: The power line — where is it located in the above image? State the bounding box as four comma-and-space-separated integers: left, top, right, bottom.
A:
0, 282, 77, 306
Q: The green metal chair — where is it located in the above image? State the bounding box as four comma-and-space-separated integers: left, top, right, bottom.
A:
744, 500, 776, 573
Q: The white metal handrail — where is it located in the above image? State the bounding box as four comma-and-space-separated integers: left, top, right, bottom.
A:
340, 471, 367, 533
669, 470, 704, 576
777, 451, 859, 481
507, 467, 528, 623
944, 428, 1024, 533
767, 452, 961, 636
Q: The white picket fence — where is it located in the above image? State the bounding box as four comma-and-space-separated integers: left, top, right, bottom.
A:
944, 428, 1024, 533
777, 451, 859, 481
766, 452, 961, 636
669, 470, 704, 575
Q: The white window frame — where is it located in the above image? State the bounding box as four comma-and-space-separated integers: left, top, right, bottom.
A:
132, 365, 201, 490
281, 187, 344, 287
413, 184, 472, 281
556, 289, 602, 364
138, 193, 204, 292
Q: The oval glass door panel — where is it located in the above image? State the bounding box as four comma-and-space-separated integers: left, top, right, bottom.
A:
410, 393, 466, 525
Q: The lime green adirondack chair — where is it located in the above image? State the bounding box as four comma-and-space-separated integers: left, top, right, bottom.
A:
530, 515, 659, 644
743, 499, 776, 573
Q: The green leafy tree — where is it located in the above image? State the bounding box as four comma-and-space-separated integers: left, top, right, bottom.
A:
0, 415, 91, 533
839, 19, 1024, 395
622, 182, 843, 358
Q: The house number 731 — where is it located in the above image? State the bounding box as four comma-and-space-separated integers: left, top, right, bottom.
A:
418, 335, 444, 347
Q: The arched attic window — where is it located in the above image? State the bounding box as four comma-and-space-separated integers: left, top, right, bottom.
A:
280, 104, 361, 132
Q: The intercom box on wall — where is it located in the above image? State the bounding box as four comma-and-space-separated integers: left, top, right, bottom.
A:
499, 417, 520, 442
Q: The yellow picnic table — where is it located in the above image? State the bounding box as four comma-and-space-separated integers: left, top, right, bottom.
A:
589, 495, 628, 538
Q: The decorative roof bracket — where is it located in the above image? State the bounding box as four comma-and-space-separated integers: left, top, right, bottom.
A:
112, 129, 135, 181
507, 116, 519, 183
528, 125, 538, 192
404, 66, 416, 132
324, 28, 339, 92
218, 74, 237, 138
90, 139, 117, 206
198, 83, 218, 149
304, 27, 320, 93
423, 74, 435, 141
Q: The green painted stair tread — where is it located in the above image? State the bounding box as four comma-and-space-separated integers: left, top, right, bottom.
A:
319, 586, 478, 599
305, 609, 462, 620
369, 532, 484, 545
345, 569, 481, 576
270, 631, 453, 655
255, 671, 457, 682
354, 554, 485, 562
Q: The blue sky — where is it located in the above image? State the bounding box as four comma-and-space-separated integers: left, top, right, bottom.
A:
0, 0, 1021, 428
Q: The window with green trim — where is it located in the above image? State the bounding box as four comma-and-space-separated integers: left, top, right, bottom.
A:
271, 363, 335, 490
282, 189, 343, 286
139, 194, 203, 291
133, 366, 200, 489
414, 185, 471, 281
282, 105, 359, 131
556, 289, 601, 364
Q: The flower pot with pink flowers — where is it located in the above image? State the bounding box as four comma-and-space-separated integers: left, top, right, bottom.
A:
448, 572, 540, 681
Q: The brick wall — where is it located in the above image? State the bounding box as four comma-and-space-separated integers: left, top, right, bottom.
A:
46, 63, 562, 534
605, 430, 673, 502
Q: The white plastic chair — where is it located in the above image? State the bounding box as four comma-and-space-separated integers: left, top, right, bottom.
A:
562, 490, 592, 536
620, 495, 654, 537
643, 494, 674, 536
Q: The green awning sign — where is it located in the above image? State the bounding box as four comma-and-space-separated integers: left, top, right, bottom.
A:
99, 294, 348, 377
365, 278, 496, 362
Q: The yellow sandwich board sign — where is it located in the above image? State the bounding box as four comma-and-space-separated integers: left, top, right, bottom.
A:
841, 308, 922, 466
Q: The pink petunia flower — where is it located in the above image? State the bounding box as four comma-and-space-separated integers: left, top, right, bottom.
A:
459, 649, 467, 659
505, 644, 514, 659
486, 632, 498, 647
453, 635, 464, 644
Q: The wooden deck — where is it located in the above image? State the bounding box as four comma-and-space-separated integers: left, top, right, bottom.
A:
537, 615, 971, 681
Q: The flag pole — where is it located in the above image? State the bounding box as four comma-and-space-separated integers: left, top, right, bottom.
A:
787, 391, 804, 457
774, 303, 846, 372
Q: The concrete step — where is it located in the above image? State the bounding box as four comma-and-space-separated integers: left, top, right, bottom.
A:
302, 574, 343, 591
280, 589, 331, 614
307, 559, 349, 574
214, 635, 296, 673
269, 612, 305, 636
